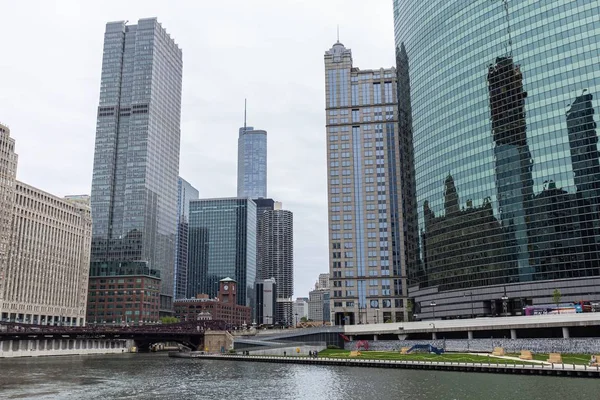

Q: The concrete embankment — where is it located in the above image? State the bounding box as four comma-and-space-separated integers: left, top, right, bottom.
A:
169, 352, 600, 379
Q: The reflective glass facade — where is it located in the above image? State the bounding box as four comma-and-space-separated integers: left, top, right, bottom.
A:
174, 177, 199, 299
237, 127, 267, 198
394, 1, 600, 316
90, 19, 183, 308
187, 198, 257, 310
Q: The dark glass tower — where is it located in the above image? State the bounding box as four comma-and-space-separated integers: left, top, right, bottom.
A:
187, 198, 257, 310
394, 1, 600, 319
89, 18, 183, 315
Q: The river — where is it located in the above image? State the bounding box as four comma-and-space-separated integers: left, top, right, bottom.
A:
0, 353, 598, 399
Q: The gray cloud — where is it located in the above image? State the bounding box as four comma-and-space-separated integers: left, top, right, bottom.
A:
0, 0, 395, 299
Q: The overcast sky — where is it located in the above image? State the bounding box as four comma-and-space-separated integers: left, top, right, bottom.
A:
0, 0, 396, 298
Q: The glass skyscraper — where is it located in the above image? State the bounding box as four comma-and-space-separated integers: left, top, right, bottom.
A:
237, 126, 267, 198
187, 198, 257, 310
394, 1, 600, 319
174, 177, 199, 300
89, 18, 183, 315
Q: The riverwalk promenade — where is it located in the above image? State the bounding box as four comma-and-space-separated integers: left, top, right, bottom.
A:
169, 352, 600, 379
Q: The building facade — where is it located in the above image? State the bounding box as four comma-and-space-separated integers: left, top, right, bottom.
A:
255, 278, 276, 325
394, 0, 600, 319
257, 208, 294, 324
174, 278, 251, 327
308, 288, 329, 323
187, 198, 256, 309
237, 126, 267, 198
89, 18, 183, 314
174, 177, 199, 300
325, 41, 407, 325
0, 124, 92, 326
293, 297, 309, 324
317, 273, 330, 290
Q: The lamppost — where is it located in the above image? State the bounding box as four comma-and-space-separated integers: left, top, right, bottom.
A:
430, 301, 437, 320
464, 292, 474, 318
294, 312, 298, 328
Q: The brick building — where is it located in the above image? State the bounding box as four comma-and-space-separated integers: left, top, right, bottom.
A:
174, 278, 250, 327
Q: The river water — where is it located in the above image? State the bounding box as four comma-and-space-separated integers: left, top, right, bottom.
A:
0, 353, 598, 400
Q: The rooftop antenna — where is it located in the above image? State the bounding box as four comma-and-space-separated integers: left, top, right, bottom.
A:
336, 25, 340, 43
244, 98, 247, 132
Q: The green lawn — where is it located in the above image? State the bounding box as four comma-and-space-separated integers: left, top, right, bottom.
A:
318, 349, 533, 365
507, 353, 593, 365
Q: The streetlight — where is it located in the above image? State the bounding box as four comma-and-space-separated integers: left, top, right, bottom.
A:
430, 301, 437, 320
294, 313, 298, 328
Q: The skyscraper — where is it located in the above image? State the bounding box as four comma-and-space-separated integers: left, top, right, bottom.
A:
174, 177, 199, 300
394, 0, 600, 319
187, 198, 256, 309
324, 41, 407, 325
237, 125, 267, 198
89, 18, 183, 320
257, 208, 293, 325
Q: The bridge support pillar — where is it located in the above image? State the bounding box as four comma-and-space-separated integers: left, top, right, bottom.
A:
562, 327, 570, 339
432, 332, 437, 340
373, 334, 378, 341
510, 329, 517, 339
349, 336, 354, 341
467, 331, 473, 340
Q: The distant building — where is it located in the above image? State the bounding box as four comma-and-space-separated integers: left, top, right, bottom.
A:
237, 125, 267, 198
174, 278, 250, 328
187, 198, 256, 311
255, 278, 276, 325
308, 288, 330, 323
0, 123, 92, 326
174, 177, 199, 300
64, 195, 91, 207
293, 297, 309, 323
317, 273, 330, 290
257, 208, 294, 325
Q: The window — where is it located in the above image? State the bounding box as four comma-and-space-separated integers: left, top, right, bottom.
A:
384, 82, 393, 103
352, 109, 360, 123
373, 83, 381, 104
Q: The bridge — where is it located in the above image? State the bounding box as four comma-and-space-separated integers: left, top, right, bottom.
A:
0, 320, 229, 352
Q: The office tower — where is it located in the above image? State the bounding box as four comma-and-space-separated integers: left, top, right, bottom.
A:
293, 297, 309, 324
325, 41, 406, 325
308, 283, 330, 323
257, 208, 293, 325
174, 177, 199, 300
394, 0, 600, 319
237, 124, 267, 198
317, 273, 330, 290
187, 198, 256, 310
88, 18, 183, 322
0, 124, 92, 326
255, 278, 276, 325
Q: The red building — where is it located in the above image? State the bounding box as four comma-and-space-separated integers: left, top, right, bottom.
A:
174, 278, 251, 327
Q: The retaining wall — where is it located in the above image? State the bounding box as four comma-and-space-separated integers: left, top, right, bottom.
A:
0, 338, 134, 358
345, 338, 600, 354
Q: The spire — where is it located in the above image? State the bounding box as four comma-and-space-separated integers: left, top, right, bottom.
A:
336, 25, 340, 43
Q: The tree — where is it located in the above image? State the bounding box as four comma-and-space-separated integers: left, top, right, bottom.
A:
300, 316, 308, 322
552, 289, 562, 314
160, 316, 180, 324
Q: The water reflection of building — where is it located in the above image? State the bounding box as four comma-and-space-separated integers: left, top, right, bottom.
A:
422, 175, 512, 291
487, 56, 534, 281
